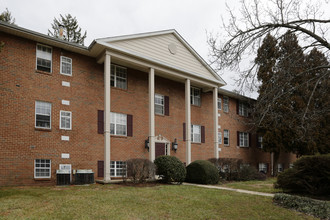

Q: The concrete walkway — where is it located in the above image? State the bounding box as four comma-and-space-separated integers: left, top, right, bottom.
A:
182, 183, 275, 197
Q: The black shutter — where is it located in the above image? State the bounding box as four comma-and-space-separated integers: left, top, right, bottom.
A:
127, 114, 133, 137
236, 100, 239, 115
97, 110, 104, 134
237, 131, 240, 146
165, 96, 169, 116
97, 160, 104, 177
249, 133, 252, 147
183, 123, 186, 141
201, 126, 205, 143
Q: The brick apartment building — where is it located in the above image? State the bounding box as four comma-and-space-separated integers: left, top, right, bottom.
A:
0, 21, 295, 186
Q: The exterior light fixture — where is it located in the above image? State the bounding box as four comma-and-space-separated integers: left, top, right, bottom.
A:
172, 138, 178, 152
145, 138, 149, 151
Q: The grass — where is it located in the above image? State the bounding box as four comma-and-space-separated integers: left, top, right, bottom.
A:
220, 178, 282, 193
0, 183, 316, 220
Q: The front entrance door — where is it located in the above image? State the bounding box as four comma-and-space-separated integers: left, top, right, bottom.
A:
155, 143, 166, 158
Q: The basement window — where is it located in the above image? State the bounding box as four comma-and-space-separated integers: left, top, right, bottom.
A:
34, 159, 51, 178
110, 161, 126, 177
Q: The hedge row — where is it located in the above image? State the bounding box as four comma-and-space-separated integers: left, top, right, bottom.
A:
273, 193, 330, 219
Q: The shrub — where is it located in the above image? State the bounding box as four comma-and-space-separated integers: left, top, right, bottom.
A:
273, 193, 330, 219
208, 158, 265, 181
208, 158, 242, 181
238, 166, 266, 181
276, 154, 330, 196
125, 158, 155, 183
154, 156, 186, 184
186, 160, 219, 184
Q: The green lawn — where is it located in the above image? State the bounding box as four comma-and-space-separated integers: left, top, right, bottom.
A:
220, 178, 282, 193
0, 183, 315, 220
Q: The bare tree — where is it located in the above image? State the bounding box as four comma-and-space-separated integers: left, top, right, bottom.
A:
208, 0, 330, 91
208, 0, 330, 157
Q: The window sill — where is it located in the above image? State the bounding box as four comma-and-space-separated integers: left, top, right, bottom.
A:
35, 128, 52, 132
111, 87, 128, 92
239, 146, 250, 148
60, 73, 72, 77
155, 113, 165, 117
191, 142, 202, 145
34, 178, 51, 181
191, 104, 201, 108
35, 69, 52, 75
111, 135, 127, 139
224, 145, 230, 147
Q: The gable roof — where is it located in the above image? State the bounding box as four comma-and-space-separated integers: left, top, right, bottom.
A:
95, 29, 226, 85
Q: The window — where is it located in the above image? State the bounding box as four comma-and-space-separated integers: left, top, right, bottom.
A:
155, 94, 164, 115
34, 159, 51, 178
60, 111, 72, 130
191, 87, 201, 106
277, 163, 283, 173
238, 102, 248, 117
239, 132, 249, 147
258, 136, 263, 148
111, 64, 127, 89
36, 44, 52, 72
110, 112, 127, 136
60, 56, 72, 76
259, 163, 267, 173
218, 132, 222, 144
218, 98, 222, 110
223, 96, 229, 112
289, 163, 294, 168
240, 163, 250, 169
35, 101, 51, 129
224, 129, 229, 146
191, 124, 201, 143
110, 161, 126, 177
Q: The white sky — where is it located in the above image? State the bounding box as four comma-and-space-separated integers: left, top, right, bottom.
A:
1, 0, 242, 92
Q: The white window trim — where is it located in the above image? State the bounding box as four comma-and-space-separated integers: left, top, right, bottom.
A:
60, 110, 72, 130
191, 124, 201, 143
239, 102, 248, 117
218, 97, 222, 110
60, 56, 72, 76
277, 163, 283, 173
223, 96, 229, 113
224, 129, 230, 146
191, 87, 201, 106
110, 112, 127, 136
111, 64, 127, 89
34, 159, 51, 178
239, 132, 249, 147
155, 94, 164, 115
36, 44, 52, 73
35, 101, 51, 129
218, 132, 222, 144
259, 163, 267, 173
110, 161, 126, 177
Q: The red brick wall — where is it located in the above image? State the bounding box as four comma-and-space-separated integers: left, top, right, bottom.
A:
0, 32, 296, 186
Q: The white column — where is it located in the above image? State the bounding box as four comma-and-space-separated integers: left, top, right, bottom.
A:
185, 79, 191, 165
213, 87, 219, 158
149, 68, 155, 162
104, 52, 111, 181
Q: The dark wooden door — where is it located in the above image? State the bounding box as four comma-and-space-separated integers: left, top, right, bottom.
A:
155, 143, 165, 158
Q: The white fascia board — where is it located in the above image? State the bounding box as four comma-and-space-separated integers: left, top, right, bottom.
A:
96, 41, 225, 87
96, 29, 176, 43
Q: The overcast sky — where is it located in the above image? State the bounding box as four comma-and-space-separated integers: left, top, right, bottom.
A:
1, 0, 243, 91
1, 0, 328, 97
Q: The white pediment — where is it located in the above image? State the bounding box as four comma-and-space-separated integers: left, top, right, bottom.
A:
97, 30, 224, 84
